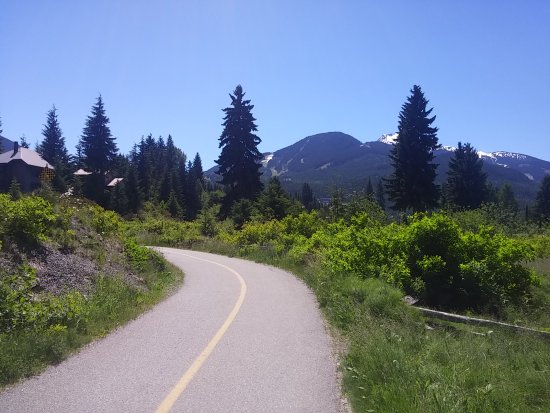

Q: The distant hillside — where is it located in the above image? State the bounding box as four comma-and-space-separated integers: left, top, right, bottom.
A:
206, 131, 550, 203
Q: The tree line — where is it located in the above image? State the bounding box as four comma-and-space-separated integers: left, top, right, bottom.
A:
2, 84, 550, 223
1, 97, 205, 219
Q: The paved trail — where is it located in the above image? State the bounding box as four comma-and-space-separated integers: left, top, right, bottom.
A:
0, 248, 341, 412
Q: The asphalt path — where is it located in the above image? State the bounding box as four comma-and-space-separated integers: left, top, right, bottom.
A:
0, 248, 342, 412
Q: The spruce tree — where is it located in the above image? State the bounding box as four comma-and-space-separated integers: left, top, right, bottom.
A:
216, 85, 263, 217
38, 106, 71, 192
38, 106, 70, 166
385, 85, 440, 211
499, 184, 519, 214
301, 182, 315, 211
366, 178, 374, 199
124, 164, 141, 213
19, 136, 30, 149
257, 177, 293, 221
445, 142, 487, 209
0, 115, 4, 153
535, 175, 550, 222
167, 190, 184, 218
186, 153, 204, 220
109, 181, 128, 214
79, 95, 118, 173
79, 95, 118, 203
375, 179, 386, 210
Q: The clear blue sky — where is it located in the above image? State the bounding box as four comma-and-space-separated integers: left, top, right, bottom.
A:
1, 1, 549, 168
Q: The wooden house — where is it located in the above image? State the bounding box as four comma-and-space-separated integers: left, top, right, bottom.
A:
0, 142, 54, 192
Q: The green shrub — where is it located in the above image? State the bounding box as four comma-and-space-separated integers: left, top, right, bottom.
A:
0, 265, 85, 333
88, 205, 122, 236
124, 240, 159, 272
323, 212, 539, 310
0, 195, 57, 244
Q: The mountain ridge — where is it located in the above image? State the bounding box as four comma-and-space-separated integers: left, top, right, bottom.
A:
208, 131, 549, 202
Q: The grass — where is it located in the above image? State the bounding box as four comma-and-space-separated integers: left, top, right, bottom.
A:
188, 240, 550, 413
0, 254, 184, 387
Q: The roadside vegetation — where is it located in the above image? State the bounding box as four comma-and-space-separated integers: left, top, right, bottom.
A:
127, 198, 550, 412
0, 191, 183, 387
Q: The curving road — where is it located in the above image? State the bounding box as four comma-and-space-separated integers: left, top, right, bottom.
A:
0, 248, 342, 412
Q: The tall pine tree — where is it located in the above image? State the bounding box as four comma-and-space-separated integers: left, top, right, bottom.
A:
301, 182, 315, 211
79, 95, 118, 203
257, 177, 293, 221
186, 153, 204, 220
375, 179, 386, 210
535, 175, 550, 223
499, 184, 519, 215
19, 136, 30, 148
385, 85, 440, 211
37, 106, 71, 191
444, 142, 487, 209
0, 115, 4, 153
216, 85, 263, 217
79, 95, 118, 174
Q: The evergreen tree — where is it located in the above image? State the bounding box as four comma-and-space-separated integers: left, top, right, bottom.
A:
301, 182, 315, 211
109, 182, 128, 214
80, 95, 118, 173
124, 164, 141, 213
158, 171, 172, 203
135, 136, 155, 200
230, 199, 254, 229
328, 189, 345, 221
365, 178, 374, 199
445, 142, 488, 209
385, 85, 440, 211
167, 190, 184, 218
37, 106, 71, 192
9, 178, 22, 200
216, 85, 263, 217
37, 106, 70, 166
257, 177, 293, 221
186, 153, 204, 219
498, 184, 519, 214
0, 115, 3, 153
375, 179, 386, 210
534, 175, 550, 222
165, 135, 177, 167
19, 135, 30, 148
190, 153, 203, 184
79, 95, 118, 204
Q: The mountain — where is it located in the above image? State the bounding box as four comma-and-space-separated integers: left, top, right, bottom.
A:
206, 132, 550, 203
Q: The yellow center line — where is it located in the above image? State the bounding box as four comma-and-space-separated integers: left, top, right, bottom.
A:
154, 250, 247, 413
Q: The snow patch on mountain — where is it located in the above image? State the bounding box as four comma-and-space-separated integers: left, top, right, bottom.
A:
524, 173, 534, 181
477, 151, 496, 160
493, 152, 528, 160
377, 133, 399, 144
375, 132, 533, 170
261, 153, 274, 167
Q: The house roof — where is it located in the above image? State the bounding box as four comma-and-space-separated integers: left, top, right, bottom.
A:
74, 168, 93, 176
107, 177, 124, 187
0, 146, 54, 169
